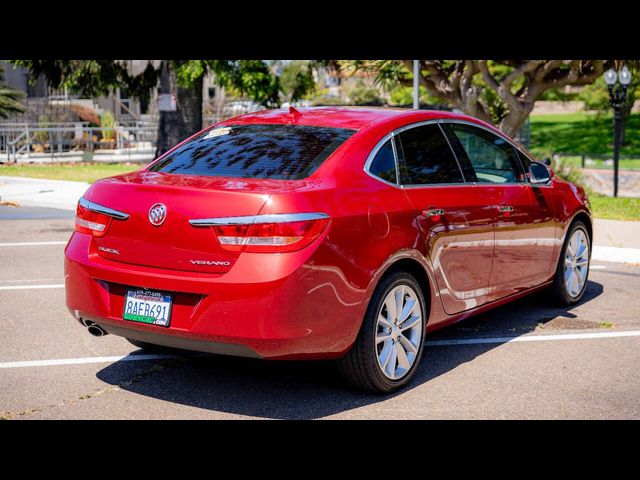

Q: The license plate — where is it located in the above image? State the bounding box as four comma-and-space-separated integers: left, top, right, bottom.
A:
123, 289, 173, 327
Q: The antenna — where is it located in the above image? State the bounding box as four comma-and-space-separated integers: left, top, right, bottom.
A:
289, 106, 302, 120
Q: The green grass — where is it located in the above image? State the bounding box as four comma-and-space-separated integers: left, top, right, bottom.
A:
0, 163, 139, 183
531, 112, 599, 123
590, 194, 640, 221
530, 112, 640, 159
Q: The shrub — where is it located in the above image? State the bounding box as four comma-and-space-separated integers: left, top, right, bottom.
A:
310, 96, 350, 106
388, 85, 440, 106
347, 82, 383, 106
100, 110, 116, 141
33, 115, 50, 144
552, 156, 592, 195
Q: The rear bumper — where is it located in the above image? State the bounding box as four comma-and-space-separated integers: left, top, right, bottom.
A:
64, 232, 367, 360
87, 319, 262, 358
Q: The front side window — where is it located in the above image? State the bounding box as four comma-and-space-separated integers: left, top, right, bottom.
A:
449, 124, 525, 183
368, 138, 397, 184
149, 124, 355, 180
396, 124, 464, 185
516, 149, 532, 175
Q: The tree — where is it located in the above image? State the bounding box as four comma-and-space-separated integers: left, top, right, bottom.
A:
0, 64, 26, 119
8, 60, 314, 156
277, 60, 315, 102
340, 60, 614, 136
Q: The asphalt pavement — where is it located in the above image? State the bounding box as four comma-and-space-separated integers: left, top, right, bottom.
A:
1, 205, 639, 419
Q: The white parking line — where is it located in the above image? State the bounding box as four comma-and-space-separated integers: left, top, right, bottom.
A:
0, 284, 64, 290
0, 353, 180, 369
590, 265, 607, 270
0, 278, 61, 284
0, 330, 639, 369
0, 241, 67, 247
425, 330, 640, 346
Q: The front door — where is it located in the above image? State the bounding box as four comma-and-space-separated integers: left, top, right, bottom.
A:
394, 123, 495, 315
444, 122, 556, 301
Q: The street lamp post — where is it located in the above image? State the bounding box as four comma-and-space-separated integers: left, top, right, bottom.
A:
604, 65, 632, 197
413, 60, 420, 110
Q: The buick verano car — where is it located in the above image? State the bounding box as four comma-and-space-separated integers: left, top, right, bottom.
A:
65, 107, 592, 392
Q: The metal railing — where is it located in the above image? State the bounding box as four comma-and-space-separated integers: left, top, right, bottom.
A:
0, 124, 157, 163
553, 153, 640, 171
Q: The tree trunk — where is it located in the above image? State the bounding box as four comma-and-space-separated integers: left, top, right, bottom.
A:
498, 105, 533, 138
155, 61, 203, 158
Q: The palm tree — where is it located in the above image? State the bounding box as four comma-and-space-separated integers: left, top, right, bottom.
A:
0, 65, 26, 119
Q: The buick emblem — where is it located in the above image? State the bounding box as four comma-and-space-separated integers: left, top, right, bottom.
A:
148, 203, 167, 226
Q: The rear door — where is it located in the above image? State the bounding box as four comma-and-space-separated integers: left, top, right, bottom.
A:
444, 122, 556, 301
395, 122, 495, 315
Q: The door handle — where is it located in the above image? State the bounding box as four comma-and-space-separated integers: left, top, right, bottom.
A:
497, 205, 514, 217
422, 208, 445, 219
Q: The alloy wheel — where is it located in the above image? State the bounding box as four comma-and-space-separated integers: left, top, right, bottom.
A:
564, 228, 590, 298
375, 284, 423, 380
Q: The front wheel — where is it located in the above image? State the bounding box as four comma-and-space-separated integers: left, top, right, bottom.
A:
551, 220, 591, 305
337, 271, 427, 393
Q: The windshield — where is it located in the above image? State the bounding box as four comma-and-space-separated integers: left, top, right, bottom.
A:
148, 124, 356, 180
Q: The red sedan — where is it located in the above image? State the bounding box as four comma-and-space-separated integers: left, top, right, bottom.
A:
65, 107, 592, 392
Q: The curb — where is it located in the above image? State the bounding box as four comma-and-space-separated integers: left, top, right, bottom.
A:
0, 176, 89, 211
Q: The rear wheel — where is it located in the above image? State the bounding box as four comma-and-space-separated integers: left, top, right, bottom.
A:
338, 271, 426, 393
552, 221, 590, 305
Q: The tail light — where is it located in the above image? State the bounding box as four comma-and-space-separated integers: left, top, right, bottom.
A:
74, 197, 129, 237
190, 213, 331, 253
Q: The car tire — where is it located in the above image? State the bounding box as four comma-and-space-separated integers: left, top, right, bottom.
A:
337, 271, 427, 393
551, 220, 591, 306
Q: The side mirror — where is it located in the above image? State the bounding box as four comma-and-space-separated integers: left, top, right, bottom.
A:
529, 161, 552, 184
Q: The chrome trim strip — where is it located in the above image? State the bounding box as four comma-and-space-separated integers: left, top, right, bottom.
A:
189, 212, 330, 227
78, 197, 129, 220
401, 182, 470, 189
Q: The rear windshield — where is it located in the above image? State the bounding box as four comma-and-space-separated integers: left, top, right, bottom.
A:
148, 124, 356, 180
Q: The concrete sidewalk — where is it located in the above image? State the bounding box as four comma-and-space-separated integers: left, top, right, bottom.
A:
594, 219, 640, 249
1, 174, 639, 264
593, 219, 640, 265
0, 176, 89, 211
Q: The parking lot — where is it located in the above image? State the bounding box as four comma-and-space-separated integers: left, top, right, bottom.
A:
1, 205, 639, 420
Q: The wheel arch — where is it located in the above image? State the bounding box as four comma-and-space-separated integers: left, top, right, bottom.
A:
568, 210, 593, 247
376, 256, 432, 314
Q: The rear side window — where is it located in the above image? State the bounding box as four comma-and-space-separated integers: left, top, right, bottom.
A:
449, 124, 525, 183
149, 124, 356, 180
368, 138, 397, 184
396, 124, 464, 185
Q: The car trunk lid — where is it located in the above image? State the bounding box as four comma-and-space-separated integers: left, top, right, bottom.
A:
86, 171, 279, 273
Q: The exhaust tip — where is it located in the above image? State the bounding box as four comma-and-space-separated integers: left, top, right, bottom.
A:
87, 324, 108, 337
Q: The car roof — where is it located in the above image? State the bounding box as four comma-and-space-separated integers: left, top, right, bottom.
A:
215, 106, 537, 158
219, 106, 496, 132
